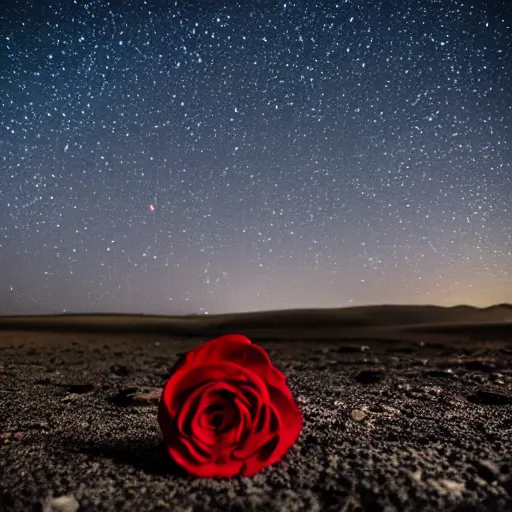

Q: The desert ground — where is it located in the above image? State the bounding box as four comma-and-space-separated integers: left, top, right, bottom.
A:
1, 305, 511, 511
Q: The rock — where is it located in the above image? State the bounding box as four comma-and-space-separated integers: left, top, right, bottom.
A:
109, 387, 139, 406
409, 468, 423, 483
133, 388, 163, 405
425, 370, 454, 378
336, 345, 363, 353
29, 421, 49, 430
389, 346, 415, 354
351, 409, 366, 421
110, 387, 162, 406
466, 389, 512, 405
471, 476, 489, 487
474, 459, 501, 483
34, 378, 52, 385
43, 495, 79, 512
354, 369, 385, 384
412, 358, 429, 366
66, 383, 94, 394
464, 360, 496, 372
503, 477, 512, 496
61, 393, 82, 402
110, 364, 131, 376
470, 374, 486, 384
439, 479, 465, 494
428, 479, 465, 496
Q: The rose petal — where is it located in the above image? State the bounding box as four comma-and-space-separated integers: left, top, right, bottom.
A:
268, 383, 302, 429
231, 403, 280, 460
270, 365, 287, 388
232, 395, 253, 443
175, 458, 244, 479
176, 335, 285, 387
162, 361, 271, 416
208, 341, 272, 373
184, 334, 252, 368
177, 436, 211, 464
176, 383, 211, 438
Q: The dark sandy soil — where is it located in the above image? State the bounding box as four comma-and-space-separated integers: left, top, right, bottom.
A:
1, 323, 511, 511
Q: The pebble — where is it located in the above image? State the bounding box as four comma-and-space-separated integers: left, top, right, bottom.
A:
351, 409, 366, 421
43, 495, 80, 512
110, 364, 131, 376
66, 383, 94, 394
61, 393, 82, 402
355, 369, 385, 384
425, 369, 454, 378
464, 360, 495, 372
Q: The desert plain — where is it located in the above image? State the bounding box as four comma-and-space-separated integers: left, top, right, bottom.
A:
1, 304, 511, 511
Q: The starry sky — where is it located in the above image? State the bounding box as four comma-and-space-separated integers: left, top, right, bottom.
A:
1, 0, 511, 316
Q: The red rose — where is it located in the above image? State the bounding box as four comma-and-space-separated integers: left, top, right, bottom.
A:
158, 334, 302, 478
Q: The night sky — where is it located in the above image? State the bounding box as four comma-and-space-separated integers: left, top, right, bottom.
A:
1, 0, 511, 316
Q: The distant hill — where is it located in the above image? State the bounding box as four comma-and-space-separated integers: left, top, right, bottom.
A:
0, 304, 511, 341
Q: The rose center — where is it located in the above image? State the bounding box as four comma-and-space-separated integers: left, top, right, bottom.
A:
211, 412, 224, 429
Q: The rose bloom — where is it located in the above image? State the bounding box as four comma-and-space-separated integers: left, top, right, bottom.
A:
158, 334, 302, 478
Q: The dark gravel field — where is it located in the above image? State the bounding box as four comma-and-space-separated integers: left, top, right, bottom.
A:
1, 330, 511, 511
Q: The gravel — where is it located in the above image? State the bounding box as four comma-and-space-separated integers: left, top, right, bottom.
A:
0, 330, 511, 511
